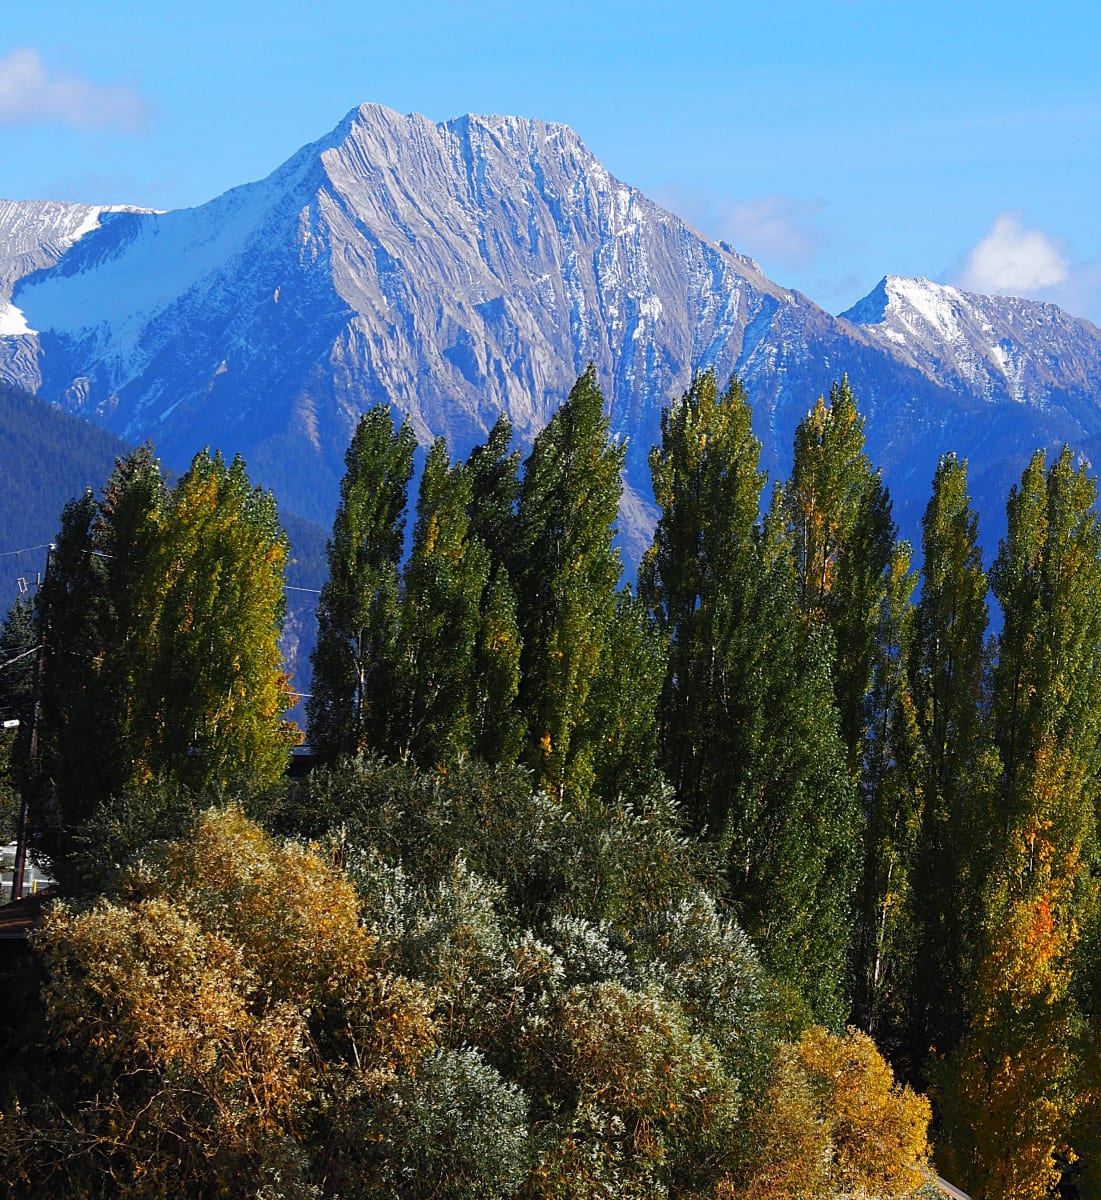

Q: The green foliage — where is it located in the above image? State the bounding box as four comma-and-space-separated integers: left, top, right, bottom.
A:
851, 537, 921, 1036
639, 370, 765, 826
308, 405, 416, 760
33, 488, 121, 854
6, 366, 1021, 1198
583, 587, 666, 800
470, 564, 524, 764
905, 454, 994, 1069
389, 438, 491, 764
465, 411, 521, 576
938, 447, 1101, 1199
25, 446, 295, 891
782, 378, 925, 1041
641, 371, 859, 1023
783, 376, 898, 776
514, 364, 625, 795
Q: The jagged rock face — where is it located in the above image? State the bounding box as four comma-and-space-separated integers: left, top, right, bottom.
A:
844, 275, 1101, 415
3, 105, 1101, 558
5, 106, 810, 535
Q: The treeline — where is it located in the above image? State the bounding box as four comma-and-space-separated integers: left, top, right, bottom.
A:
0, 381, 133, 552
2, 363, 1100, 1198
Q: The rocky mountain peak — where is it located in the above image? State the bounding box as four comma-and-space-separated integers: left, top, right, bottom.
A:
2, 106, 1101, 562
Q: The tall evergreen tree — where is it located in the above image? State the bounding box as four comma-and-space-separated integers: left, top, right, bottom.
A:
513, 365, 624, 796
308, 406, 416, 760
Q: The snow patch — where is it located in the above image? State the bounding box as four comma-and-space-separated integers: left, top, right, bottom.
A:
639, 295, 663, 321
886, 276, 965, 338
0, 301, 34, 335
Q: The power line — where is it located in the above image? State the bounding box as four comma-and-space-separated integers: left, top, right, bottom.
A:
0, 645, 41, 672
0, 543, 51, 559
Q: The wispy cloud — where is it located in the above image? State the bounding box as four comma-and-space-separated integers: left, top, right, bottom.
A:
716, 195, 827, 268
0, 47, 149, 132
956, 213, 1069, 293
654, 186, 829, 270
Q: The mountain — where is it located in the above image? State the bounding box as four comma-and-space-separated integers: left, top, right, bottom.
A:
0, 381, 132, 565
0, 378, 325, 708
3, 105, 1101, 561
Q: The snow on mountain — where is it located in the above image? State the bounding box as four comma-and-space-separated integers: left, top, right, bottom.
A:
0, 198, 152, 384
3, 106, 1101, 559
842, 275, 1101, 416
5, 104, 855, 541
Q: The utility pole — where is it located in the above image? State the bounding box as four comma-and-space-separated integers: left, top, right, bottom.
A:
10, 543, 51, 903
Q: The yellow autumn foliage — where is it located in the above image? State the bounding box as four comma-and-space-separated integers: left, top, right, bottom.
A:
10, 807, 436, 1196
727, 1026, 932, 1200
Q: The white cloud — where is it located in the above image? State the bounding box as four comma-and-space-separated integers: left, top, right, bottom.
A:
956, 213, 1069, 294
718, 195, 826, 268
0, 48, 148, 132
653, 186, 828, 270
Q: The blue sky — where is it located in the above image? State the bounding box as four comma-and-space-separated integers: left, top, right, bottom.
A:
4, 1, 1100, 321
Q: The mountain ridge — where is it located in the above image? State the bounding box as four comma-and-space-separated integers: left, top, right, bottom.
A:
1, 103, 1099, 559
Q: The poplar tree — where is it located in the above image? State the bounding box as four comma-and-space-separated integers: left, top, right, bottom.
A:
851, 538, 920, 1036
639, 371, 764, 828
33, 450, 168, 860
309, 406, 416, 760
138, 450, 297, 794
784, 376, 897, 776
641, 372, 858, 1021
583, 587, 666, 800
513, 365, 624, 796
784, 378, 913, 1028
30, 447, 294, 882
465, 413, 521, 577
464, 416, 524, 766
940, 447, 1101, 1200
94, 445, 169, 796
905, 454, 993, 1070
389, 438, 490, 765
